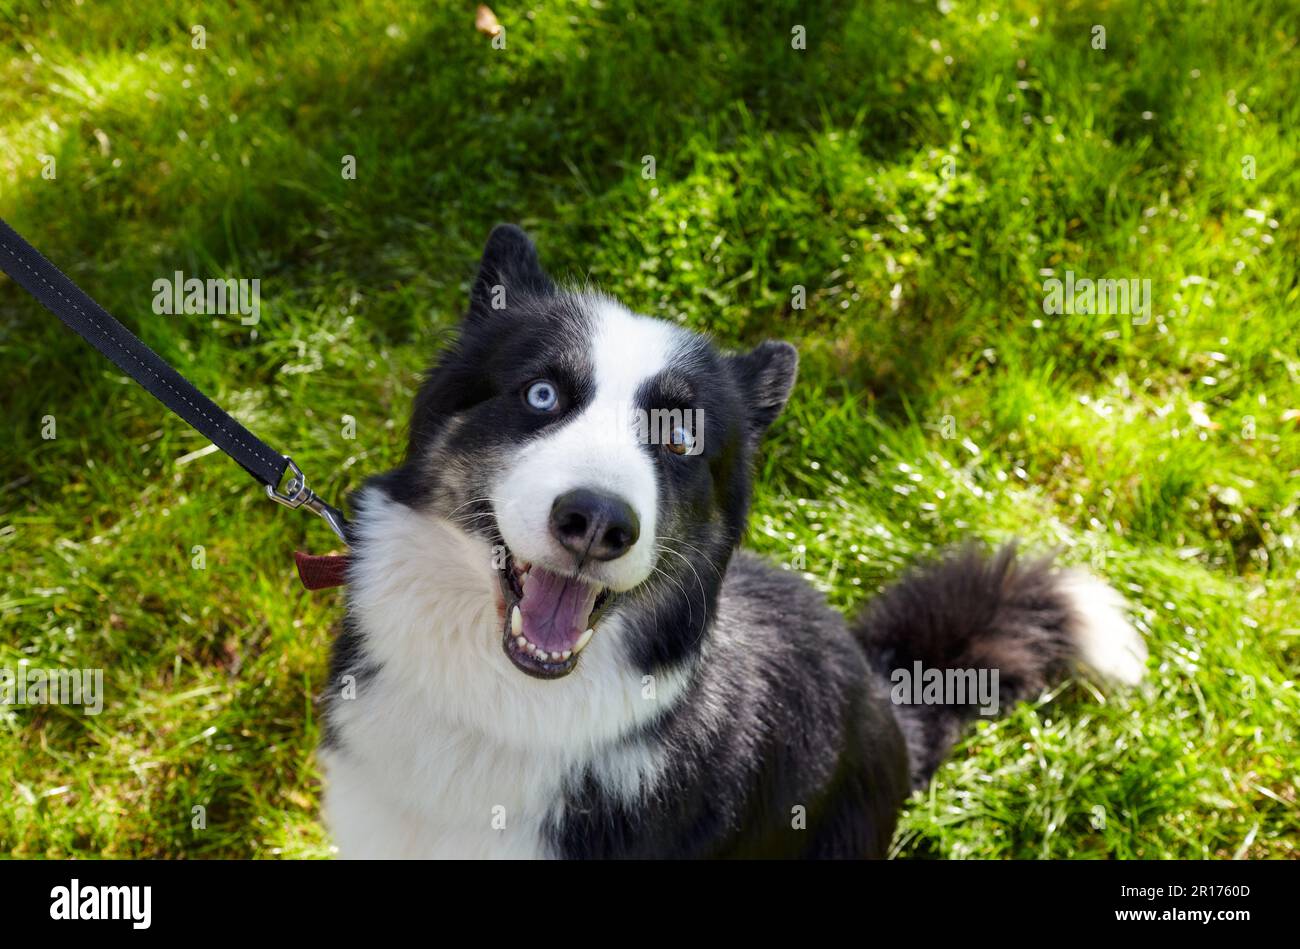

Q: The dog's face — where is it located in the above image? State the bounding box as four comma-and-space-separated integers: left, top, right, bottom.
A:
370, 225, 796, 680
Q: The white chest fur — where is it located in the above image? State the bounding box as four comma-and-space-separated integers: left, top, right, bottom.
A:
320, 487, 683, 858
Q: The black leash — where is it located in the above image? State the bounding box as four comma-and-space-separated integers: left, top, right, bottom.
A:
0, 217, 348, 543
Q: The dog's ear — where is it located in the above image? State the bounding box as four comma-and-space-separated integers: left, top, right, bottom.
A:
729, 340, 798, 440
470, 224, 554, 313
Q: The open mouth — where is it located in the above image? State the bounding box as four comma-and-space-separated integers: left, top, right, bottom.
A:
497, 547, 613, 679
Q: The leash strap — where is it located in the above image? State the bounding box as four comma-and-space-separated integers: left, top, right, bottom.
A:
0, 217, 348, 543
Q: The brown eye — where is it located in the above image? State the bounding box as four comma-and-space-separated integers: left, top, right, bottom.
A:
666, 426, 695, 455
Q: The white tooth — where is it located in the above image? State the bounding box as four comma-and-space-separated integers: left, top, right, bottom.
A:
515, 636, 527, 648
511, 606, 522, 636
573, 628, 594, 654
550, 651, 562, 661
561, 650, 572, 660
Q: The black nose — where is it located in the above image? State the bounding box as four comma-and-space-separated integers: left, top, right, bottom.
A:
549, 489, 640, 562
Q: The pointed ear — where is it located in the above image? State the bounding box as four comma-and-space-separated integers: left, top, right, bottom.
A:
729, 340, 798, 440
471, 224, 554, 312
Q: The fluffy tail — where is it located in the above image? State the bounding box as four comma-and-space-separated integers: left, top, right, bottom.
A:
854, 544, 1147, 790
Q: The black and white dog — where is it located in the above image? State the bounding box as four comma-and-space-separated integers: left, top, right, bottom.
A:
319, 225, 1147, 858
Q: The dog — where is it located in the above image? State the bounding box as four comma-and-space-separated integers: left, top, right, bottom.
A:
318, 224, 1147, 858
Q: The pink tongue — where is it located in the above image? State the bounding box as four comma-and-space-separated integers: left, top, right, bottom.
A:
519, 567, 599, 653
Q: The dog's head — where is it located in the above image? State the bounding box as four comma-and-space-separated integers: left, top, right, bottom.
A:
367, 225, 796, 681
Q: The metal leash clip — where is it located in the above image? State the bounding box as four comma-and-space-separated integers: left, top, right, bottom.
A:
266, 457, 349, 543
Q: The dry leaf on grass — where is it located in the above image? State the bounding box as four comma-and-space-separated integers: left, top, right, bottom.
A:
476, 5, 503, 37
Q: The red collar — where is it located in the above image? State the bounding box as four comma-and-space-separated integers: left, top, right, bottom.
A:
294, 551, 350, 590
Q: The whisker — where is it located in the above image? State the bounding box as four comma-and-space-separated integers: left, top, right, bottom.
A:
658, 537, 724, 580
648, 563, 695, 627
655, 543, 708, 600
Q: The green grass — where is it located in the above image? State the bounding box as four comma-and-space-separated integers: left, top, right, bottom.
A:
1, 0, 1296, 858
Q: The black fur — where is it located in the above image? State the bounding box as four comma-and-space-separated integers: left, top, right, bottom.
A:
554, 553, 911, 858
855, 544, 1079, 790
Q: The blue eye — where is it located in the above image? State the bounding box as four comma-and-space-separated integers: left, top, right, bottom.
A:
524, 380, 559, 412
